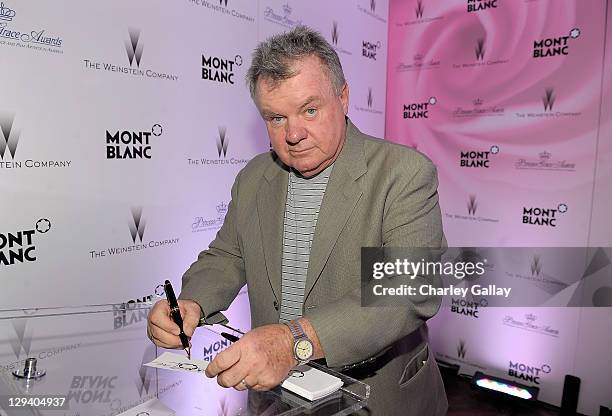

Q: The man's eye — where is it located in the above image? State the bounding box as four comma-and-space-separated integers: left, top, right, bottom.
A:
306, 108, 317, 116
271, 116, 284, 125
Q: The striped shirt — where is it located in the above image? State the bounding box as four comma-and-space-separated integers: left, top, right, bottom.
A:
279, 164, 333, 323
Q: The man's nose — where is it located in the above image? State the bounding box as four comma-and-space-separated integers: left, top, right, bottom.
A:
285, 119, 307, 144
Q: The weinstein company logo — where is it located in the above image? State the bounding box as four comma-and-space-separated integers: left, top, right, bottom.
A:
0, 113, 72, 169
357, 0, 386, 23
403, 97, 437, 119
263, 3, 302, 28
187, 127, 249, 166
192, 202, 228, 232
533, 28, 580, 58
522, 203, 567, 227
460, 145, 499, 168
106, 123, 163, 160
396, 53, 441, 72
83, 28, 178, 81
202, 53, 243, 85
330, 21, 352, 56
452, 37, 508, 68
0, 2, 63, 54
453, 98, 504, 118
515, 151, 576, 172
88, 207, 179, 259
444, 195, 500, 223
396, 0, 443, 26
188, 0, 254, 23
467, 0, 498, 12
515, 88, 581, 119
354, 88, 383, 115
1, 218, 51, 267
503, 313, 560, 337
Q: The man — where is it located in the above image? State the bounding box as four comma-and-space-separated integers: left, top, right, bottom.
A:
147, 26, 448, 415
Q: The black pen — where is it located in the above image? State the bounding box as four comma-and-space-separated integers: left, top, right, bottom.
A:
164, 280, 191, 360
220, 332, 240, 343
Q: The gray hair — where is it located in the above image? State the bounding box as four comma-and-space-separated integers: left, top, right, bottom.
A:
246, 25, 346, 100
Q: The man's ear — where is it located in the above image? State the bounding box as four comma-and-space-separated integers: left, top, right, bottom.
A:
340, 82, 349, 115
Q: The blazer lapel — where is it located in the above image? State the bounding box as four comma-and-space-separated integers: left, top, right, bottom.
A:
257, 157, 288, 303
304, 120, 367, 300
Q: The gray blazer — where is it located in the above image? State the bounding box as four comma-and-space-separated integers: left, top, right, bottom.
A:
180, 119, 448, 415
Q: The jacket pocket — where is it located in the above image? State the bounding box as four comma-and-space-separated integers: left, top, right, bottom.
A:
398, 343, 429, 388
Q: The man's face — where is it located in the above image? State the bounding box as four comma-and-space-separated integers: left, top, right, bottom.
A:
255, 55, 349, 177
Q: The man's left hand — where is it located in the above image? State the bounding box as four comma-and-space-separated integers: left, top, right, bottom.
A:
205, 324, 296, 391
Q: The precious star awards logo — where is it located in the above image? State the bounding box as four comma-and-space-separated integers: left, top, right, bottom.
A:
188, 0, 254, 23
453, 98, 505, 118
459, 145, 499, 168
503, 313, 560, 337
106, 123, 163, 160
83, 28, 178, 81
0, 2, 63, 54
187, 126, 249, 167
330, 21, 351, 56
354, 87, 383, 115
88, 207, 179, 259
515, 87, 582, 119
1, 218, 51, 267
192, 201, 228, 233
263, 3, 302, 28
533, 28, 580, 58
515, 150, 576, 172
396, 53, 441, 72
508, 360, 552, 385
452, 37, 509, 69
522, 203, 567, 227
467, 0, 498, 13
202, 53, 243, 85
403, 97, 437, 119
0, 113, 72, 169
357, 0, 387, 23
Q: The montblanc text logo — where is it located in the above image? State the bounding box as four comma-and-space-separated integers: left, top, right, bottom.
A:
83, 28, 178, 81
467, 0, 498, 13
0, 2, 63, 54
113, 284, 164, 330
522, 203, 567, 227
460, 145, 499, 168
508, 361, 551, 385
89, 207, 179, 259
1, 219, 51, 266
203, 338, 230, 362
362, 40, 382, 60
451, 298, 486, 318
106, 123, 162, 159
533, 28, 580, 58
202, 53, 243, 84
0, 113, 72, 169
68, 376, 116, 405
403, 97, 437, 119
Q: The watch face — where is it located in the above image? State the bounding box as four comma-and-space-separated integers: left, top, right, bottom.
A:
295, 339, 314, 361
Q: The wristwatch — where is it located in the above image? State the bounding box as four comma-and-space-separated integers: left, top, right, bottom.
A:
284, 320, 314, 365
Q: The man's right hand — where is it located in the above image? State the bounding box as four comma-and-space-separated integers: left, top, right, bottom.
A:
147, 299, 201, 349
